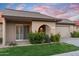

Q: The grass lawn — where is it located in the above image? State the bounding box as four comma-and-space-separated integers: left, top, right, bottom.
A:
0, 43, 79, 56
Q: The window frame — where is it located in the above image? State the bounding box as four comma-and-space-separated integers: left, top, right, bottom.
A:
15, 24, 29, 41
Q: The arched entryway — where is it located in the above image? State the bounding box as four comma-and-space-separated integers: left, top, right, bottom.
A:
38, 25, 51, 35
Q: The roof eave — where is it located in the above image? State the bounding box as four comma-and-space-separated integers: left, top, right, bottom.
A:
57, 23, 75, 25
3, 15, 58, 22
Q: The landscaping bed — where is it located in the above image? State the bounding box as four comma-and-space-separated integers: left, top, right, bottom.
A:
0, 43, 79, 56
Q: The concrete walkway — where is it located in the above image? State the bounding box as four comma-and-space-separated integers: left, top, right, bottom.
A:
61, 38, 79, 47
53, 38, 79, 56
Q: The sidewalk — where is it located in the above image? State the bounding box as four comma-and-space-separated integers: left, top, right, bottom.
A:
53, 50, 79, 56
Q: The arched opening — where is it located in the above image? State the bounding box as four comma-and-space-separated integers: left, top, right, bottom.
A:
38, 25, 46, 32
38, 25, 51, 35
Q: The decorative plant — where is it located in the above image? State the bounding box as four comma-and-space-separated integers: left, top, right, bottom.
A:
50, 34, 60, 42
71, 31, 79, 37
50, 34, 54, 42
54, 34, 60, 42
28, 32, 61, 44
28, 32, 45, 44
44, 34, 50, 43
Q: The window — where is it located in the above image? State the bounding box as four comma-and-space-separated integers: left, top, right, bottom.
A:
16, 24, 29, 40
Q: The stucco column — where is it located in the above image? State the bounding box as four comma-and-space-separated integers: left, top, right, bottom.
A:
70, 25, 74, 32
50, 27, 56, 35
2, 18, 6, 46
32, 21, 38, 32
74, 26, 77, 31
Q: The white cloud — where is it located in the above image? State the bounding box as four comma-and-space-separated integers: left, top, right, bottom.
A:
68, 15, 79, 21
15, 4, 26, 10
6, 3, 14, 9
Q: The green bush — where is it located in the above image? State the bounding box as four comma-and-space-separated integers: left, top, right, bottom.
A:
44, 34, 50, 43
28, 32, 45, 44
71, 31, 79, 37
50, 34, 60, 42
28, 32, 35, 44
55, 34, 60, 42
0, 38, 2, 44
28, 32, 61, 44
70, 32, 73, 37
50, 34, 54, 42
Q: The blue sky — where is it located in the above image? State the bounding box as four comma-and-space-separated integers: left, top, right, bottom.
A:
0, 3, 71, 10
0, 3, 8, 10
0, 3, 79, 21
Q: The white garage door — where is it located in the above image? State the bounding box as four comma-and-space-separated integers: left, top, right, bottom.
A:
56, 26, 70, 38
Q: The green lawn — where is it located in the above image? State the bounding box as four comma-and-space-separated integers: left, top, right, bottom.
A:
0, 43, 79, 56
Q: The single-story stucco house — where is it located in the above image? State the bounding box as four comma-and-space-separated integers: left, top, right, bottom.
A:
0, 9, 77, 45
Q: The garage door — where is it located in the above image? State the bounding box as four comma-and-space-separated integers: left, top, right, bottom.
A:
56, 26, 70, 38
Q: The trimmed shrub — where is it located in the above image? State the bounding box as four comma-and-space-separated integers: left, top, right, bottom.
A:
70, 32, 73, 37
50, 34, 60, 42
28, 32, 45, 44
28, 32, 35, 44
54, 34, 60, 42
28, 32, 60, 44
71, 31, 79, 37
44, 34, 50, 43
50, 34, 54, 42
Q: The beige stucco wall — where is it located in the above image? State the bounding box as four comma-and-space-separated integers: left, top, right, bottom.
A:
32, 21, 56, 35
70, 25, 75, 32
74, 26, 79, 31
6, 22, 31, 45
0, 24, 3, 38
6, 23, 16, 44
69, 25, 78, 32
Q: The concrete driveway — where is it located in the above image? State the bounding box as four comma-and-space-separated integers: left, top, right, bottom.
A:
53, 38, 79, 56
60, 38, 79, 47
